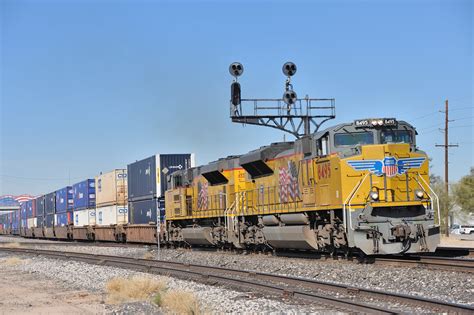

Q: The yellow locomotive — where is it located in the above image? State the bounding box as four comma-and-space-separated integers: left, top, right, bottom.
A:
165, 118, 440, 255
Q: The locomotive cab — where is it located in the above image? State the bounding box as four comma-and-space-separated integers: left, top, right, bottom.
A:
314, 118, 440, 255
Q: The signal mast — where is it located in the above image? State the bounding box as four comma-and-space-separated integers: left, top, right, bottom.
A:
229, 62, 336, 138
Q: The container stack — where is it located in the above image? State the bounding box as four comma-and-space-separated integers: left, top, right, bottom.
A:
55, 186, 74, 226
11, 210, 20, 235
34, 196, 45, 237
27, 199, 36, 230
73, 179, 96, 226
127, 154, 194, 225
20, 202, 27, 235
95, 169, 128, 226
44, 192, 56, 237
0, 214, 6, 233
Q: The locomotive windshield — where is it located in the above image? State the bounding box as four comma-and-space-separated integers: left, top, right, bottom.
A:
380, 130, 412, 144
334, 132, 374, 147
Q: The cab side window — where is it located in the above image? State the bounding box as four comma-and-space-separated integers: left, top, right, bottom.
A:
316, 134, 329, 156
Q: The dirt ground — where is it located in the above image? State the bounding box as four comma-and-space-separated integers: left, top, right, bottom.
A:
440, 234, 474, 248
0, 270, 106, 314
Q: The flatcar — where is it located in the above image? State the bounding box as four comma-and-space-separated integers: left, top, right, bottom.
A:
165, 118, 440, 255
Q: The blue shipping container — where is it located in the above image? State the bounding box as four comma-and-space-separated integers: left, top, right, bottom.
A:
36, 215, 44, 228
12, 210, 20, 230
45, 192, 56, 215
45, 214, 54, 228
27, 199, 36, 218
73, 179, 96, 210
55, 212, 73, 227
56, 186, 73, 213
35, 196, 45, 217
128, 154, 194, 202
128, 199, 157, 224
20, 202, 27, 219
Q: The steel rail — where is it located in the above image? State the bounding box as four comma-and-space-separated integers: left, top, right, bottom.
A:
374, 256, 474, 273
3, 240, 474, 273
1, 247, 473, 314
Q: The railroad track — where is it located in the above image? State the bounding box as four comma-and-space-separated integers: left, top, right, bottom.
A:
374, 256, 474, 273
1, 247, 473, 314
3, 240, 474, 273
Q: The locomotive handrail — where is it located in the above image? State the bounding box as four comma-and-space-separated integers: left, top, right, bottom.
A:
343, 173, 369, 232
416, 173, 441, 226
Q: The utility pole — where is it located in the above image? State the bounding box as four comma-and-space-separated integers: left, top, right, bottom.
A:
436, 100, 458, 237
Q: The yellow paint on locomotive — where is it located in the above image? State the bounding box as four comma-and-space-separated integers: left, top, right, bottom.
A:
166, 143, 431, 221
340, 143, 430, 211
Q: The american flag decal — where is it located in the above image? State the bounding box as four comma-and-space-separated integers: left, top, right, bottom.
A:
279, 160, 300, 203
197, 182, 208, 210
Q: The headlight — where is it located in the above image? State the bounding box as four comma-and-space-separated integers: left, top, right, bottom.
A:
370, 191, 379, 201
377, 120, 384, 125
415, 190, 424, 199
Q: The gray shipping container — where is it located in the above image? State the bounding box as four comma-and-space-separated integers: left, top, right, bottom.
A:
127, 153, 194, 202
128, 199, 157, 225
45, 192, 56, 215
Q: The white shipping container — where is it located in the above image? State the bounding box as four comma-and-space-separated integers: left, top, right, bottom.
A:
27, 218, 37, 228
96, 205, 128, 226
73, 209, 96, 226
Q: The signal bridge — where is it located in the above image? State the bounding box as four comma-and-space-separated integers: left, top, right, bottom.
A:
230, 97, 335, 138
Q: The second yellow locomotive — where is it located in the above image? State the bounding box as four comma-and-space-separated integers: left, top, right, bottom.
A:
165, 118, 440, 255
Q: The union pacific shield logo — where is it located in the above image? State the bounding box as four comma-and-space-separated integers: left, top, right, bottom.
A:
347, 157, 426, 177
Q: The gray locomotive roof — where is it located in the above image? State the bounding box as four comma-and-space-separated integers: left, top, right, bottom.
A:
201, 155, 241, 174
240, 142, 294, 165
312, 119, 415, 139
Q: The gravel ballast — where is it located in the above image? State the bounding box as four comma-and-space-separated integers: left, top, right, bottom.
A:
0, 251, 332, 314
1, 235, 472, 308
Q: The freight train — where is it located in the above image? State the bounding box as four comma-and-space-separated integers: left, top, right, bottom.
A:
0, 154, 194, 244
0, 118, 441, 256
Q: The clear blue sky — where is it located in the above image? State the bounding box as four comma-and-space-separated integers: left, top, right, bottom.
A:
1, 0, 472, 196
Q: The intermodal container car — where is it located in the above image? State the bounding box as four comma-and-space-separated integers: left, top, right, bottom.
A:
127, 154, 194, 202
95, 169, 127, 207
45, 192, 56, 215
73, 179, 96, 210
56, 186, 73, 213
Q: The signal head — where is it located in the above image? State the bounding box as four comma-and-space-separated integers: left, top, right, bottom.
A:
283, 90, 298, 105
229, 62, 244, 77
282, 62, 297, 77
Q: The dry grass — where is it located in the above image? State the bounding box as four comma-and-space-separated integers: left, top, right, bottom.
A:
3, 256, 23, 266
105, 276, 167, 304
161, 290, 201, 315
143, 251, 154, 260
